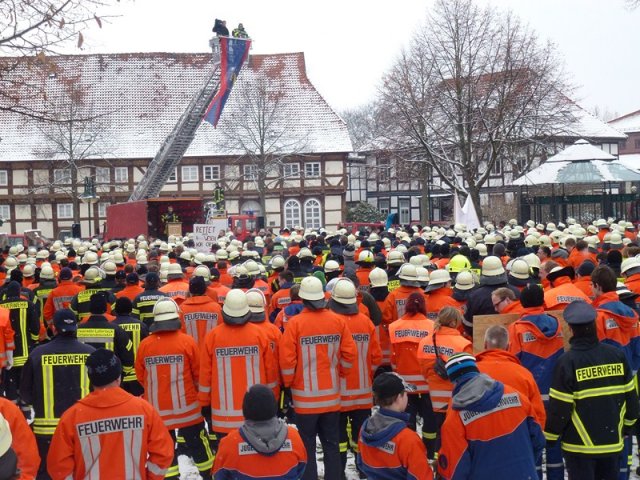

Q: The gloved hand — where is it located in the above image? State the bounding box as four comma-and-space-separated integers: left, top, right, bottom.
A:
5, 350, 13, 371
279, 388, 293, 420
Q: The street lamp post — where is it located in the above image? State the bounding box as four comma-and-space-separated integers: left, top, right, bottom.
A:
79, 177, 99, 239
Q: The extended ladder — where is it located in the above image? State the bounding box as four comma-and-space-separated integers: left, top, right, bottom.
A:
128, 50, 222, 201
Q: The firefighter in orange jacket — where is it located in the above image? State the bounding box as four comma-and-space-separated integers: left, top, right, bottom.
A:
544, 266, 591, 310
279, 276, 357, 480
0, 397, 39, 480
136, 297, 214, 479
388, 291, 437, 457
212, 385, 307, 480
357, 372, 432, 479
437, 353, 545, 480
621, 256, 640, 296
328, 278, 382, 477
159, 264, 190, 304
43, 268, 83, 327
369, 267, 392, 370
199, 290, 278, 446
180, 276, 222, 351
423, 270, 463, 320
245, 289, 282, 391
417, 306, 472, 436
47, 349, 174, 480
477, 325, 546, 428
383, 264, 423, 323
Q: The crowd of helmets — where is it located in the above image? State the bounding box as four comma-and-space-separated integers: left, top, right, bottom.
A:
3, 215, 638, 290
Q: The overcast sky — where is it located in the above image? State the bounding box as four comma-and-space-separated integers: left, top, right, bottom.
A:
82, 0, 640, 119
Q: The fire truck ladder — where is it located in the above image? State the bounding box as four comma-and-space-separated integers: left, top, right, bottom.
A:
129, 52, 222, 201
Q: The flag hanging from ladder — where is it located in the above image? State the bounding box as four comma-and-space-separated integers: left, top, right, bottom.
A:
204, 37, 252, 127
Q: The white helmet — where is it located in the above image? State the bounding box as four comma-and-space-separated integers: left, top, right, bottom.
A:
40, 265, 55, 280
299, 276, 325, 302
416, 267, 430, 284
223, 289, 250, 318
397, 264, 418, 282
246, 288, 267, 313
298, 248, 314, 259
244, 260, 261, 277
331, 278, 357, 305
82, 251, 98, 266
509, 259, 530, 280
369, 267, 388, 288
271, 255, 285, 269
4, 257, 17, 272
192, 265, 211, 281
22, 264, 35, 278
150, 298, 182, 332
102, 261, 117, 276
82, 267, 101, 284
357, 250, 375, 264
324, 260, 341, 273
387, 250, 405, 266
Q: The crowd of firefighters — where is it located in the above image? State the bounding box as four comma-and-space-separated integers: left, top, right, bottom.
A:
0, 216, 638, 479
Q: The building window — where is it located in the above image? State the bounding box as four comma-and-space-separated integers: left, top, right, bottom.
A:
98, 202, 109, 218
204, 165, 220, 181
304, 162, 321, 178
304, 198, 322, 229
283, 163, 300, 178
243, 165, 257, 180
95, 167, 110, 184
619, 141, 627, 152
490, 158, 502, 176
399, 198, 410, 225
181, 165, 199, 182
378, 158, 390, 182
54, 168, 72, 184
168, 168, 177, 183
378, 199, 390, 216
0, 171, 7, 186
283, 199, 301, 229
114, 167, 128, 183
57, 203, 73, 219
635, 139, 640, 150
0, 205, 9, 220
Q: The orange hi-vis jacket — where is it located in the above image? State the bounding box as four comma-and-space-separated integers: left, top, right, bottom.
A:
424, 287, 462, 321
199, 321, 278, 433
544, 276, 592, 311
212, 424, 307, 480
383, 285, 423, 323
355, 267, 373, 293
270, 286, 293, 312
567, 249, 597, 271
218, 269, 233, 288
500, 301, 525, 316
253, 279, 272, 304
207, 282, 230, 305
334, 310, 381, 411
279, 307, 358, 415
375, 297, 392, 366
417, 326, 472, 411
389, 313, 435, 393
0, 309, 14, 370
136, 330, 202, 429
625, 272, 640, 297
47, 386, 174, 480
43, 281, 83, 324
115, 284, 144, 302
573, 276, 594, 299
179, 295, 222, 351
0, 396, 39, 480
476, 349, 546, 427
159, 279, 190, 304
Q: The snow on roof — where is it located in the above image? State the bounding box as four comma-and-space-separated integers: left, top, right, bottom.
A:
0, 52, 353, 162
546, 139, 616, 163
608, 110, 640, 134
617, 153, 640, 172
513, 140, 640, 185
565, 104, 626, 140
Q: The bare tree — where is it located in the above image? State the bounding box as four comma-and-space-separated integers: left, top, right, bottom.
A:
0, 0, 122, 118
214, 71, 309, 217
29, 79, 122, 233
340, 102, 380, 151
377, 0, 574, 220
